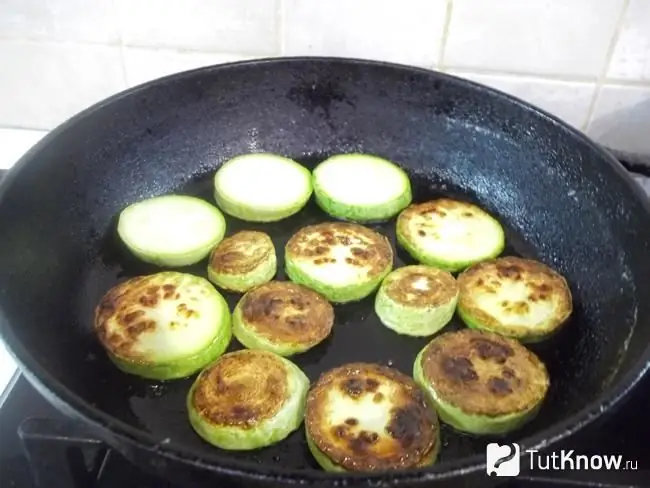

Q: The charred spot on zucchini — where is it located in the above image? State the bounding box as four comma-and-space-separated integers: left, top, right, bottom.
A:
187, 349, 309, 450
457, 256, 573, 342
213, 153, 312, 222
117, 195, 226, 267
207, 230, 276, 293
375, 265, 459, 337
396, 198, 505, 272
413, 329, 549, 435
312, 154, 412, 222
284, 222, 393, 303
233, 281, 334, 356
305, 363, 439, 472
94, 272, 231, 380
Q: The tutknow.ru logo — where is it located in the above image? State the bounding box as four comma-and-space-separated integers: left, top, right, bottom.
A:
486, 443, 639, 477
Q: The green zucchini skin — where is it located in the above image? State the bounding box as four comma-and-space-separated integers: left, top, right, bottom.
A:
94, 272, 232, 380
396, 198, 505, 272
232, 281, 334, 357
413, 329, 549, 435
304, 362, 440, 472
207, 230, 277, 293
456, 256, 573, 343
117, 195, 226, 267
213, 153, 312, 222
313, 154, 412, 223
284, 222, 393, 304
187, 350, 309, 450
374, 265, 459, 337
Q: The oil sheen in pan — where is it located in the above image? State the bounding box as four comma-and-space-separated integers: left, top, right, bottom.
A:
76, 157, 574, 471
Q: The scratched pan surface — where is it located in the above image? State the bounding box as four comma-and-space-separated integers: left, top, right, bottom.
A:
0, 58, 649, 487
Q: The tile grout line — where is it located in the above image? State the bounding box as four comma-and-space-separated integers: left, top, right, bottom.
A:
0, 124, 50, 132
276, 0, 284, 56
437, 0, 454, 69
110, 0, 129, 88
448, 66, 650, 87
582, 0, 631, 132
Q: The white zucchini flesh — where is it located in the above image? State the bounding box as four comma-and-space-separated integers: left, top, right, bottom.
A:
94, 272, 231, 379
213, 153, 312, 222
457, 256, 573, 342
313, 154, 412, 222
284, 222, 393, 303
118, 195, 226, 267
304, 363, 439, 471
397, 198, 505, 272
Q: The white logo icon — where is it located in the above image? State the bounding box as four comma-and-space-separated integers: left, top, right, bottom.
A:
486, 442, 521, 476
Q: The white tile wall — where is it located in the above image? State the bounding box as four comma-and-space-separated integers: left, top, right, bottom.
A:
283, 0, 448, 67
123, 47, 250, 87
117, 0, 278, 54
0, 41, 125, 129
0, 128, 47, 169
449, 72, 596, 129
607, 0, 650, 81
0, 0, 119, 44
444, 0, 625, 78
0, 0, 648, 155
588, 85, 650, 154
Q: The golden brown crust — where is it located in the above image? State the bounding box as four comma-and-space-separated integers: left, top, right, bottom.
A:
190, 350, 288, 428
397, 198, 489, 240
94, 275, 191, 361
305, 363, 438, 471
209, 231, 274, 275
421, 329, 549, 417
285, 223, 392, 276
239, 281, 334, 345
382, 265, 458, 307
457, 256, 573, 336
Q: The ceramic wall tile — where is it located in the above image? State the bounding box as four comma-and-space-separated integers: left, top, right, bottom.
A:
0, 41, 125, 129
283, 0, 448, 67
445, 0, 625, 78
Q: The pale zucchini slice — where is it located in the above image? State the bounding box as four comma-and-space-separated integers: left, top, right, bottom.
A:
305, 363, 440, 472
187, 349, 309, 450
213, 153, 312, 222
312, 154, 412, 222
457, 256, 573, 343
284, 222, 393, 303
233, 281, 334, 357
396, 198, 505, 272
94, 272, 231, 380
375, 265, 458, 337
117, 195, 226, 267
207, 231, 277, 293
413, 329, 549, 435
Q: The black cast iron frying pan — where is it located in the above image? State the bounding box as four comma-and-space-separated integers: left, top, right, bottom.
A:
0, 58, 649, 487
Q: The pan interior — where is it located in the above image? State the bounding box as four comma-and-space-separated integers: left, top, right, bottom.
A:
0, 58, 647, 474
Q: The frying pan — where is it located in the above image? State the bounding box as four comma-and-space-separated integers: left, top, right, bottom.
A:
0, 57, 649, 488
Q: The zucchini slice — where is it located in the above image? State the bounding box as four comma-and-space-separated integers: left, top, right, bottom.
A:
207, 230, 277, 293
457, 256, 573, 342
117, 195, 226, 267
312, 154, 412, 222
413, 329, 549, 435
213, 153, 312, 222
396, 198, 505, 272
305, 363, 440, 472
375, 265, 458, 337
94, 272, 231, 380
187, 349, 309, 450
284, 222, 393, 303
233, 281, 334, 357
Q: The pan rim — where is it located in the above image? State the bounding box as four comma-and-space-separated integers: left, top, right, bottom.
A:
1, 55, 650, 484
